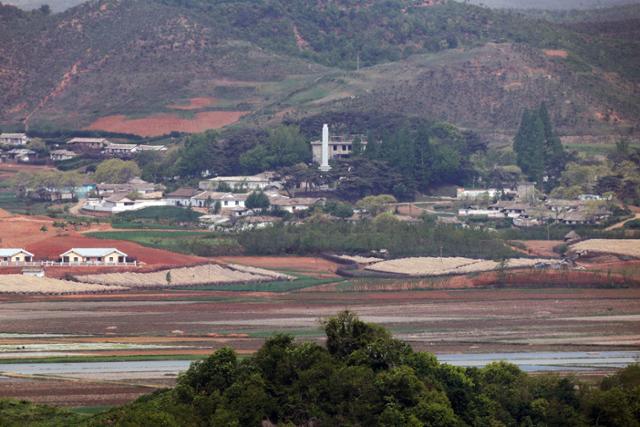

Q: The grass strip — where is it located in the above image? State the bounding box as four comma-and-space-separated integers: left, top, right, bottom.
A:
0, 354, 205, 364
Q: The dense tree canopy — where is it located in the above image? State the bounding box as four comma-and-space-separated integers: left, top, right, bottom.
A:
240, 125, 311, 174
94, 159, 141, 184
513, 103, 567, 189
86, 311, 640, 427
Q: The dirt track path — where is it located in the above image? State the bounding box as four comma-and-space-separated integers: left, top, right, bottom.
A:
606, 213, 640, 230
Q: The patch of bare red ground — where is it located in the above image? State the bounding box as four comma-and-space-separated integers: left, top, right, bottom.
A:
0, 209, 204, 268
167, 97, 217, 110
85, 110, 248, 137
26, 235, 206, 266
543, 49, 569, 58
0, 163, 55, 179
513, 240, 562, 258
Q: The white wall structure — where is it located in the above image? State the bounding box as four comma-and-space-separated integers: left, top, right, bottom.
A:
319, 124, 331, 172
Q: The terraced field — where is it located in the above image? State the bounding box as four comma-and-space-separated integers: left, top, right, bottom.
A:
74, 264, 294, 288
0, 276, 125, 294
365, 257, 558, 277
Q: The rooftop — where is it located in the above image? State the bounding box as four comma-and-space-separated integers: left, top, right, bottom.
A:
0, 133, 27, 138
61, 248, 127, 257
0, 248, 33, 257
166, 188, 204, 198
67, 137, 109, 144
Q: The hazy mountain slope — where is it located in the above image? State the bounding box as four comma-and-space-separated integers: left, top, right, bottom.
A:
276, 43, 637, 142
0, 0, 329, 129
1, 0, 86, 12
1, 0, 638, 140
466, 0, 640, 10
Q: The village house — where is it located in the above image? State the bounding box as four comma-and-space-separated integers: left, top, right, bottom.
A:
96, 177, 162, 198
66, 137, 109, 152
0, 133, 29, 146
269, 195, 323, 213
6, 148, 36, 163
489, 201, 530, 218
0, 248, 34, 264
103, 143, 137, 158
557, 207, 611, 225
133, 144, 167, 153
457, 207, 506, 219
83, 192, 169, 213
60, 248, 127, 264
310, 130, 367, 164
165, 188, 208, 207
49, 149, 78, 161
457, 188, 499, 201
199, 172, 281, 191
219, 193, 248, 209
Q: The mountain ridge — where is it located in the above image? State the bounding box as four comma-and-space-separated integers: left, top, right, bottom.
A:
1, 0, 638, 141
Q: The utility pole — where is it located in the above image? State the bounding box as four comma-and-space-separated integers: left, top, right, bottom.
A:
356, 52, 360, 71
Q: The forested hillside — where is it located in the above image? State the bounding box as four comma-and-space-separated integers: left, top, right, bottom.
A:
1, 0, 638, 141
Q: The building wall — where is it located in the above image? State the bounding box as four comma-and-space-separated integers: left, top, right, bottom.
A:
61, 251, 124, 263
1, 252, 32, 262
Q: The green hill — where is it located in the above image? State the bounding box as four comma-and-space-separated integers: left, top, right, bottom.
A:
0, 0, 638, 142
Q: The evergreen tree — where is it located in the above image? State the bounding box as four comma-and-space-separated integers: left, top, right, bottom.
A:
539, 103, 566, 190
514, 104, 567, 189
514, 109, 545, 185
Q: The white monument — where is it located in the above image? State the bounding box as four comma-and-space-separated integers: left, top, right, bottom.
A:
319, 123, 332, 172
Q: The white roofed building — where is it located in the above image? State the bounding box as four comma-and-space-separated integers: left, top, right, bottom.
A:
0, 133, 29, 146
60, 248, 128, 264
0, 248, 34, 263
199, 172, 281, 191
66, 137, 109, 151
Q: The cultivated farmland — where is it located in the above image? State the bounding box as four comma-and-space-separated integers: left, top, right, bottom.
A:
570, 239, 640, 258
74, 263, 294, 288
0, 275, 126, 294
365, 257, 558, 277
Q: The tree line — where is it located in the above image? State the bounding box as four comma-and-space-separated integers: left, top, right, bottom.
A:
74, 311, 640, 426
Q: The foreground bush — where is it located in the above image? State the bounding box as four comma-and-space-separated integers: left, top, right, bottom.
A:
85, 311, 640, 427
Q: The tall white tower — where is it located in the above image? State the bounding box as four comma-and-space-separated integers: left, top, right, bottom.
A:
319, 123, 331, 172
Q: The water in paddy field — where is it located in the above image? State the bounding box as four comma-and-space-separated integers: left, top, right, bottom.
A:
0, 351, 637, 381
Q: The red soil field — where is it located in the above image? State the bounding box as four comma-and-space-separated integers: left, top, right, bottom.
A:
25, 235, 205, 266
543, 49, 569, 58
0, 209, 204, 271
167, 97, 216, 110
85, 110, 248, 137
0, 163, 54, 179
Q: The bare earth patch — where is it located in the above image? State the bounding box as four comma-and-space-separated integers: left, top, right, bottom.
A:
167, 97, 217, 110
543, 49, 568, 58
85, 111, 248, 137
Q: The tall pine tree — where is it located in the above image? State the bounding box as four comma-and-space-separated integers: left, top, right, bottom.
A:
538, 103, 566, 190
513, 104, 566, 189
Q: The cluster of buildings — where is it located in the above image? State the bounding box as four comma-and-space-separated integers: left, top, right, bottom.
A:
0, 247, 130, 267
58, 138, 167, 160
456, 184, 612, 226
0, 134, 167, 165
80, 174, 324, 229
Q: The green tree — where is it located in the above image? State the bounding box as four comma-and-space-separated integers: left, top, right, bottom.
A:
245, 191, 270, 211
240, 125, 310, 173
514, 104, 567, 189
94, 159, 141, 184
356, 194, 397, 216
514, 109, 545, 184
